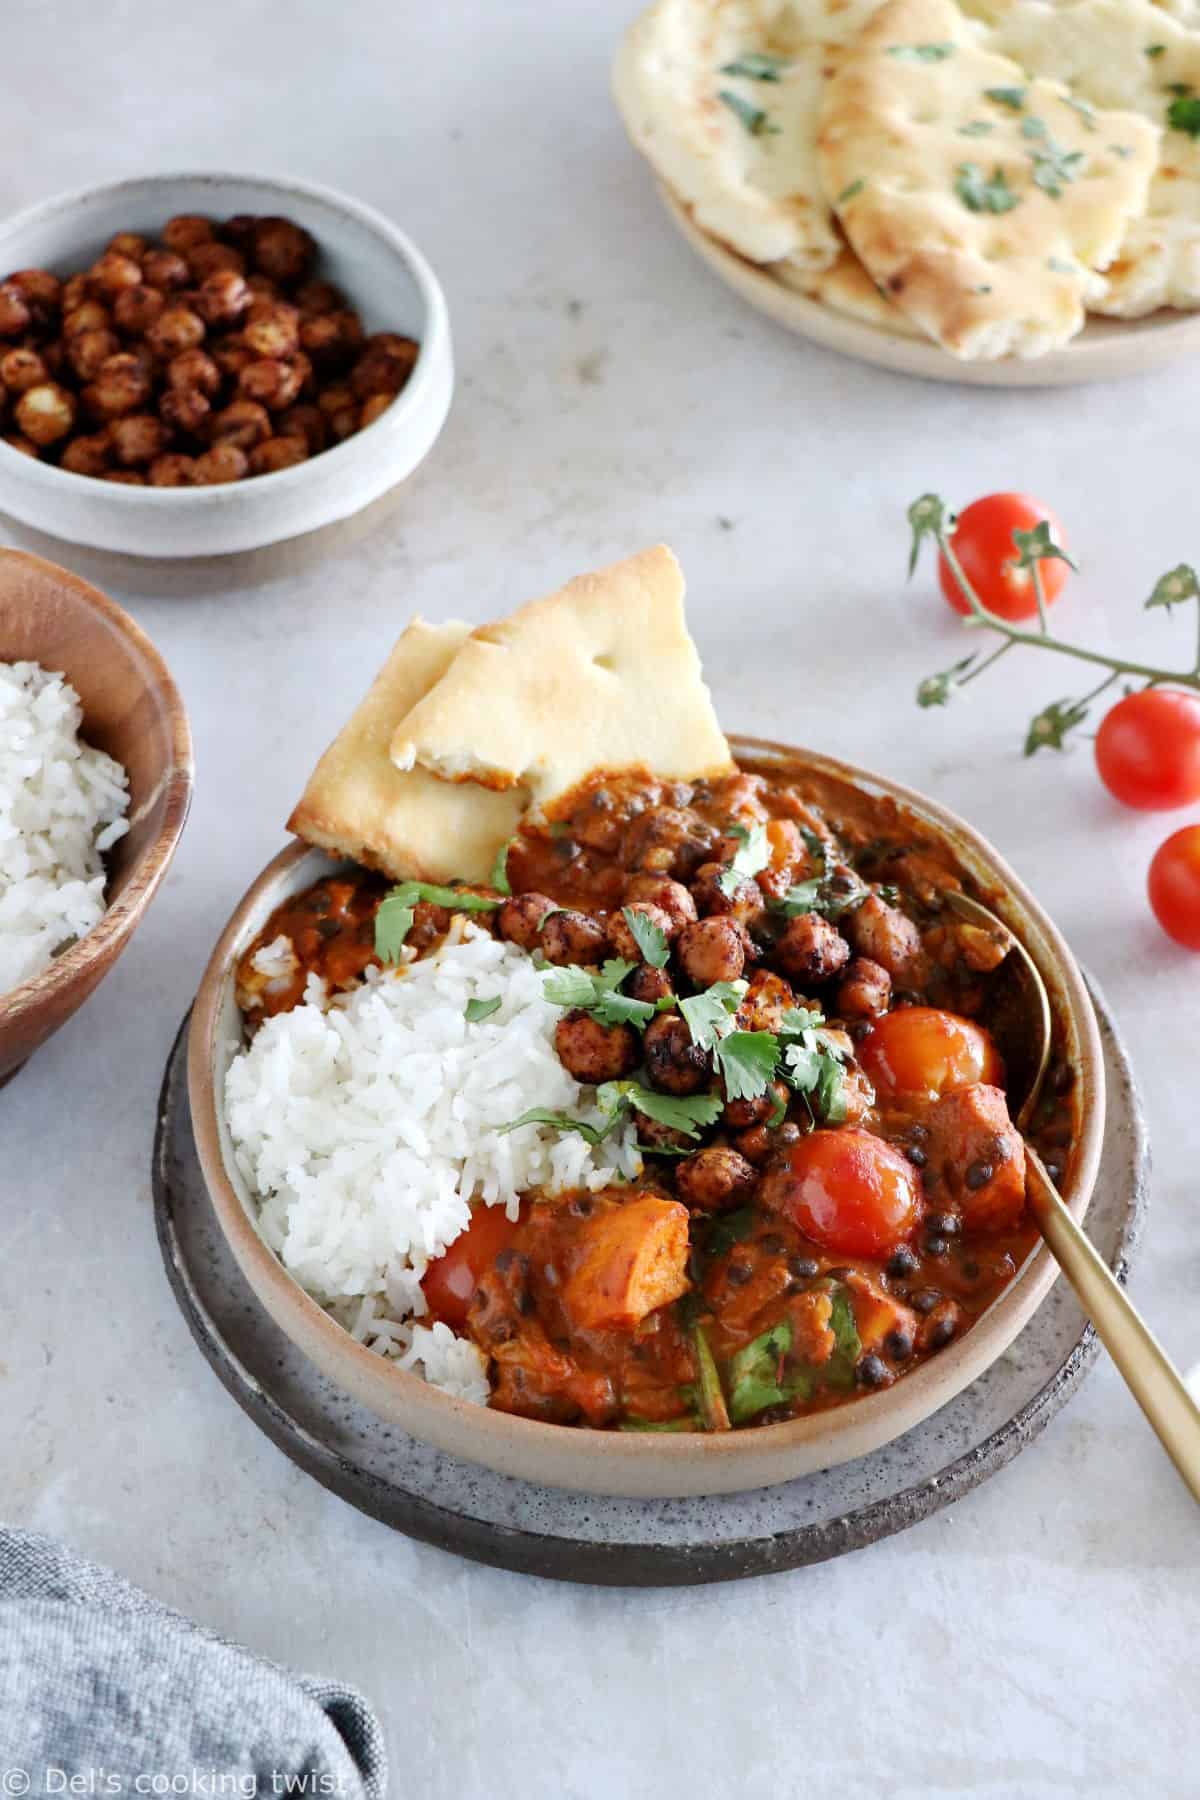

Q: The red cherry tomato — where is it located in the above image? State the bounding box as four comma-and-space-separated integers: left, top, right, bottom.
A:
1148, 824, 1200, 950
938, 494, 1070, 623
763, 1129, 921, 1258
858, 1005, 1002, 1099
1094, 689, 1200, 812
421, 1203, 521, 1330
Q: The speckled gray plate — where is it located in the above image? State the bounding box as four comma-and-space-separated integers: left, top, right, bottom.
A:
152, 982, 1146, 1586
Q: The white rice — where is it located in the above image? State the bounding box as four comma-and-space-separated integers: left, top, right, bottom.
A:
0, 662, 130, 995
225, 920, 642, 1403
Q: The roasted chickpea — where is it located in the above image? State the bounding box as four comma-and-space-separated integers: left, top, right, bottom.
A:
275, 403, 326, 453
63, 299, 112, 339
359, 393, 394, 430
723, 1081, 789, 1131
7, 269, 62, 328
146, 305, 205, 358
677, 917, 746, 988
244, 273, 281, 302
141, 249, 190, 292
218, 213, 258, 253
350, 336, 418, 398
108, 412, 168, 467
775, 913, 851, 984
61, 272, 92, 313
691, 860, 762, 923
15, 382, 76, 446
497, 893, 557, 951
320, 389, 358, 442
299, 307, 364, 368
149, 452, 198, 487
162, 214, 214, 254
2, 433, 39, 457
0, 282, 33, 337
106, 231, 147, 261
835, 957, 893, 1020
90, 251, 143, 297
735, 1120, 802, 1167
113, 285, 165, 337
59, 431, 112, 477
83, 353, 151, 420
622, 874, 696, 937
103, 469, 145, 484
212, 341, 255, 384
185, 241, 245, 283
252, 216, 315, 284
166, 348, 221, 396
627, 963, 673, 1006
237, 356, 305, 410
248, 433, 308, 475
209, 399, 271, 450
295, 278, 344, 316
554, 1010, 639, 1084
159, 386, 211, 438
0, 347, 47, 394
242, 299, 299, 359
192, 443, 248, 483
643, 1015, 711, 1096
675, 1147, 757, 1213
607, 901, 673, 964
196, 269, 251, 328
541, 909, 608, 967
66, 327, 120, 381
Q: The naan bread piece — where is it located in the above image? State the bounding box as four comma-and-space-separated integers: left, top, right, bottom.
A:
390, 547, 733, 810
288, 619, 525, 885
816, 0, 1159, 357
964, 0, 1200, 317
773, 244, 926, 335
613, 0, 884, 276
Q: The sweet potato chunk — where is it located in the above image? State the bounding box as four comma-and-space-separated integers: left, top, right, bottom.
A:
843, 1270, 918, 1356
926, 1083, 1026, 1231
561, 1195, 690, 1332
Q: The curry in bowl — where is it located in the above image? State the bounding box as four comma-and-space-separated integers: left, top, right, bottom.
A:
232, 742, 1076, 1437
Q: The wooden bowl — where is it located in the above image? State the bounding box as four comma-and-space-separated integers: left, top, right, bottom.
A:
188, 737, 1104, 1498
0, 549, 193, 1083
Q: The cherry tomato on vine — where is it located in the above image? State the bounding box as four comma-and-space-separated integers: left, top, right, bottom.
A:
938, 493, 1070, 623
761, 1129, 921, 1257
421, 1203, 521, 1329
1093, 689, 1200, 812
1148, 825, 1200, 950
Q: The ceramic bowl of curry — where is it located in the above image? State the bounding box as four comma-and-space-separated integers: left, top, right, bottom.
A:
188, 735, 1104, 1498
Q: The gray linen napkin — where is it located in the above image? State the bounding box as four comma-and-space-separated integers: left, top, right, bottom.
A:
0, 1530, 387, 1798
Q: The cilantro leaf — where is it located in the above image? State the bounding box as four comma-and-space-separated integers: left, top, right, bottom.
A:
489, 839, 514, 897
498, 1107, 611, 1146
622, 905, 670, 968
718, 89, 777, 136
464, 995, 502, 1023
984, 85, 1025, 109
886, 41, 954, 61
702, 1205, 756, 1262
955, 163, 1021, 214
618, 1415, 697, 1433
717, 821, 770, 898
768, 871, 872, 921
1021, 114, 1047, 140
720, 50, 789, 81
714, 1030, 780, 1102
1146, 564, 1200, 611
1028, 138, 1085, 197
778, 1007, 855, 1122
598, 1081, 724, 1139
690, 1323, 731, 1431
679, 979, 747, 1051
1169, 94, 1200, 137
837, 178, 866, 201
374, 894, 415, 965
541, 958, 663, 1028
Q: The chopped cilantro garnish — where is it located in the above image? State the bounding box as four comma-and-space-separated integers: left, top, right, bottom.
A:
1145, 43, 1166, 57
958, 120, 994, 137
690, 1322, 731, 1431
718, 89, 777, 136
622, 905, 670, 968
823, 1286, 863, 1390
886, 41, 955, 61
1168, 93, 1200, 137
464, 995, 502, 1023
713, 1029, 779, 1102
778, 1006, 857, 1124
498, 1106, 614, 1146
954, 163, 1021, 214
720, 50, 789, 81
542, 958, 665, 1028
489, 838, 514, 896
679, 979, 747, 1051
837, 178, 866, 202
374, 879, 500, 961
618, 1415, 697, 1433
1028, 138, 1085, 198
599, 1081, 724, 1139
716, 820, 771, 898
1021, 114, 1047, 140
984, 85, 1025, 110
1062, 94, 1096, 131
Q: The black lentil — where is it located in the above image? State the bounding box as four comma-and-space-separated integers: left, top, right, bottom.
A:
886, 1246, 919, 1279
911, 1287, 942, 1315
965, 1159, 994, 1191
857, 1353, 890, 1388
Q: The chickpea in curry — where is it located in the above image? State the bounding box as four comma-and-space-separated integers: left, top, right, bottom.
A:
237, 763, 1076, 1433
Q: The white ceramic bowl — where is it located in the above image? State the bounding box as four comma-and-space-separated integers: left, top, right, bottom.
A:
0, 172, 453, 556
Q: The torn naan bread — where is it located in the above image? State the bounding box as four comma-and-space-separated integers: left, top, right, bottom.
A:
816, 0, 1159, 357
288, 619, 525, 885
963, 0, 1200, 317
613, 0, 885, 277
389, 547, 733, 811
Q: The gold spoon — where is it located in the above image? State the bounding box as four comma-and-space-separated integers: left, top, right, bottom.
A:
946, 889, 1200, 1505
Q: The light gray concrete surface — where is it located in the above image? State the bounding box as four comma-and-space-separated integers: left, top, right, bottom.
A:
0, 4, 1196, 1795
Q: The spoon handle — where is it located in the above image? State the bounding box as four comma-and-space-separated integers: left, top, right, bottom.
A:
1027, 1147, 1200, 1505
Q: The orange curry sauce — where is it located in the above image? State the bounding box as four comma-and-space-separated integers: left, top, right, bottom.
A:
237, 763, 1075, 1432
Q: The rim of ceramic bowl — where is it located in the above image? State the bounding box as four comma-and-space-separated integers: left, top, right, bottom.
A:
188, 736, 1105, 1496
0, 550, 194, 1023
0, 169, 449, 500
